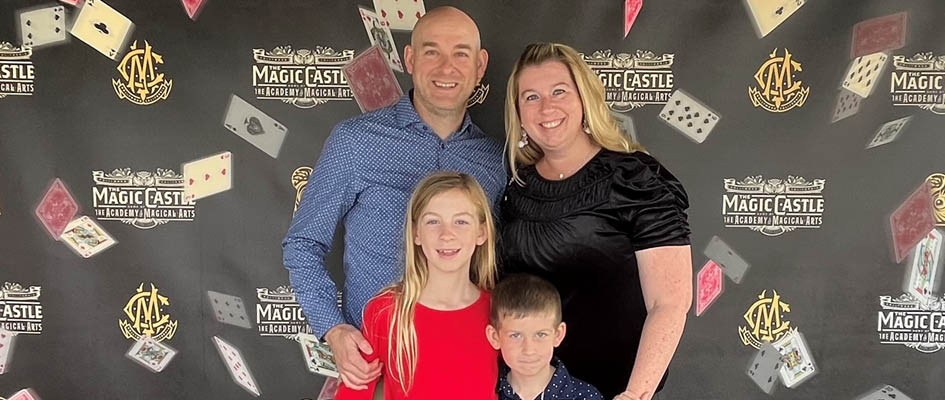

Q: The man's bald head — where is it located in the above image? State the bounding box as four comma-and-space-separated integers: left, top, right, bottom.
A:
410, 6, 481, 50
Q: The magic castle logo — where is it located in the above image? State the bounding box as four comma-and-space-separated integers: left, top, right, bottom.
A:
112, 41, 172, 106
877, 293, 945, 353
0, 42, 34, 99
748, 48, 809, 113
256, 286, 313, 338
119, 282, 178, 343
582, 49, 675, 111
891, 52, 945, 114
92, 168, 196, 229
722, 176, 825, 236
252, 45, 355, 108
0, 282, 43, 335
739, 289, 794, 349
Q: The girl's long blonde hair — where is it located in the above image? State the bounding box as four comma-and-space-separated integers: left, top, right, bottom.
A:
504, 42, 645, 184
381, 171, 497, 394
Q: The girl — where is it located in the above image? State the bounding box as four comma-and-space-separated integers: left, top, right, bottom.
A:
334, 171, 499, 400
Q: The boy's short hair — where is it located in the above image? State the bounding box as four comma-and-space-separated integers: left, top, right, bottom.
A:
490, 274, 562, 327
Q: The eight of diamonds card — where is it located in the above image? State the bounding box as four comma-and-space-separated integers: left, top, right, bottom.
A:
0, 328, 16, 375
905, 229, 943, 300
343, 45, 403, 113
60, 216, 117, 258
34, 178, 79, 240
890, 181, 937, 263
125, 335, 177, 373
851, 12, 907, 59
773, 329, 817, 388
212, 336, 261, 397
695, 260, 724, 317
298, 333, 340, 378
182, 151, 232, 202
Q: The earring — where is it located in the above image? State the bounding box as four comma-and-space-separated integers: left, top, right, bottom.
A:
582, 120, 592, 135
518, 129, 529, 148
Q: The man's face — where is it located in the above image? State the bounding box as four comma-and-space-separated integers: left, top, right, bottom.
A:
404, 15, 488, 115
487, 312, 565, 378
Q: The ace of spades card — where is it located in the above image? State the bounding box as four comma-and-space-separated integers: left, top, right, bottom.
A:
125, 335, 178, 373
905, 229, 943, 300
695, 260, 724, 317
182, 151, 232, 203
772, 330, 817, 388
0, 328, 16, 375
841, 52, 889, 99
69, 0, 135, 60
856, 384, 914, 400
207, 291, 252, 329
34, 178, 80, 241
851, 12, 907, 59
890, 181, 937, 263
866, 116, 912, 149
658, 89, 721, 144
373, 0, 426, 32
359, 7, 404, 73
343, 45, 404, 113
298, 333, 340, 378
223, 95, 288, 159
16, 5, 68, 49
60, 216, 117, 258
830, 89, 861, 123
212, 336, 261, 397
746, 342, 782, 395
743, 0, 806, 38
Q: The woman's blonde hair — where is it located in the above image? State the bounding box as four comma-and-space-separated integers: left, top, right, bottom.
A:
381, 171, 497, 394
504, 42, 644, 184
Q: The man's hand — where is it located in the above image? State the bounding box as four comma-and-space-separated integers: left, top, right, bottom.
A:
324, 324, 382, 390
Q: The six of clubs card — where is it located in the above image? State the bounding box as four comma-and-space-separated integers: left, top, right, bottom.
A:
60, 216, 117, 258
69, 0, 134, 60
213, 336, 261, 397
126, 335, 178, 373
182, 151, 232, 203
223, 95, 288, 159
359, 7, 404, 73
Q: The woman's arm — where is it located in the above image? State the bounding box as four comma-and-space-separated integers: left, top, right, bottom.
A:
621, 245, 692, 400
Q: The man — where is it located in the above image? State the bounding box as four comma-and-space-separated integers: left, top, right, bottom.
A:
283, 6, 505, 390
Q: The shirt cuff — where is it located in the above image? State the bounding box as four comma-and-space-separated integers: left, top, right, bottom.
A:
312, 304, 347, 340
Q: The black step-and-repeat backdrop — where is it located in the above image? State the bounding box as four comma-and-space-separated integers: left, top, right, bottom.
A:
1, 0, 945, 399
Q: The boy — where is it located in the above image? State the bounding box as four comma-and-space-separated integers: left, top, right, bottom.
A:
486, 274, 603, 400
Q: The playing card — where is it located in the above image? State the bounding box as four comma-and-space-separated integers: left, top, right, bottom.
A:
866, 116, 912, 149
611, 111, 639, 145
905, 229, 943, 300
180, 0, 209, 21
658, 89, 720, 144
0, 328, 16, 375
60, 216, 117, 258
34, 178, 79, 241
182, 151, 232, 202
772, 330, 817, 388
743, 0, 806, 38
16, 5, 68, 49
695, 260, 724, 317
855, 384, 914, 400
69, 0, 134, 60
890, 181, 937, 263
373, 0, 425, 31
317, 377, 340, 400
207, 291, 252, 329
223, 95, 287, 158
358, 7, 404, 73
746, 342, 782, 394
212, 336, 261, 397
7, 389, 40, 400
829, 89, 861, 123
125, 335, 177, 373
624, 0, 643, 38
59, 0, 80, 5
851, 12, 907, 59
704, 236, 750, 284
343, 45, 404, 113
841, 52, 889, 98
298, 333, 340, 378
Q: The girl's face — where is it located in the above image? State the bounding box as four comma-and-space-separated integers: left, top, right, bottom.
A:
414, 188, 487, 275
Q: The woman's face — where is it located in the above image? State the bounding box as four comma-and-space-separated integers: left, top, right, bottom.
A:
516, 60, 586, 154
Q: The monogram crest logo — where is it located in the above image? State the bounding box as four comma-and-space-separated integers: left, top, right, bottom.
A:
749, 48, 809, 112
119, 282, 178, 342
739, 290, 793, 349
927, 173, 945, 226
112, 41, 172, 105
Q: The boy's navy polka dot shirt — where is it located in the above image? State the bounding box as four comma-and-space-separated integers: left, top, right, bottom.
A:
282, 93, 506, 337
498, 357, 604, 400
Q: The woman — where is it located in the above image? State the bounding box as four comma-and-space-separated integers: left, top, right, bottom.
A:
499, 42, 693, 400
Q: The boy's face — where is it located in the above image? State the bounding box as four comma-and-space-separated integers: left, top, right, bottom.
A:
486, 312, 566, 377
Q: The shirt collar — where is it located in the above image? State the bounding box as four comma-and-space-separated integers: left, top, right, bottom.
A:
394, 90, 475, 140
497, 357, 571, 400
